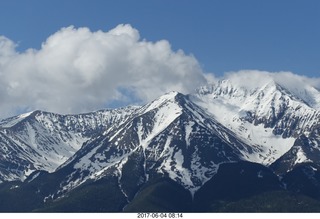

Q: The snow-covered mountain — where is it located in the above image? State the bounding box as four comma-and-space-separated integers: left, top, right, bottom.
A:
0, 107, 138, 182
51, 91, 255, 198
191, 72, 320, 167
0, 71, 320, 210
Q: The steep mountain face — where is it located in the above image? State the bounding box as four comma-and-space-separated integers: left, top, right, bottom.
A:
0, 107, 138, 182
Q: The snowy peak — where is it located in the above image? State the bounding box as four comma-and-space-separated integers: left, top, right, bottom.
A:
193, 72, 320, 132
0, 111, 35, 128
190, 71, 320, 166
280, 83, 320, 109
140, 91, 183, 113
197, 78, 319, 110
198, 71, 320, 110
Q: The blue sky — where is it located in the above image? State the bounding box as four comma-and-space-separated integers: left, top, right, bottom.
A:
0, 0, 320, 117
1, 0, 319, 77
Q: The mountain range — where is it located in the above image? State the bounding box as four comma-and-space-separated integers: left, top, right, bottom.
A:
0, 73, 320, 212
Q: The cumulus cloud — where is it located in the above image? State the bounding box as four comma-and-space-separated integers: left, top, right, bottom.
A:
0, 24, 207, 118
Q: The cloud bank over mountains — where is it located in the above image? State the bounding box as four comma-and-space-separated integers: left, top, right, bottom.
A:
0, 24, 206, 117
0, 24, 319, 118
223, 70, 320, 91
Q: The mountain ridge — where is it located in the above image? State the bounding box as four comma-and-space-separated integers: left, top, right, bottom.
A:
0, 74, 320, 211
0, 106, 139, 182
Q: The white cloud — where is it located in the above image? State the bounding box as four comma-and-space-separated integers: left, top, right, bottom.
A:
0, 24, 207, 118
0, 36, 16, 60
222, 70, 320, 91
223, 70, 274, 90
2, 25, 319, 119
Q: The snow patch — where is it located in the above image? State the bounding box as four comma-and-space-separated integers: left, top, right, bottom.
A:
294, 147, 312, 165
